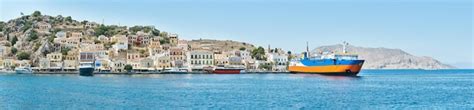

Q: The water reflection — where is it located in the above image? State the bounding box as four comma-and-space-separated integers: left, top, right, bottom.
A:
289, 73, 362, 80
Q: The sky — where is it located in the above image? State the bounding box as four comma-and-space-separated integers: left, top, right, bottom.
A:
0, 0, 472, 68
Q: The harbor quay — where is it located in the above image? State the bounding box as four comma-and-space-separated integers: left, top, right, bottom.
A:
0, 12, 363, 75
28, 70, 290, 75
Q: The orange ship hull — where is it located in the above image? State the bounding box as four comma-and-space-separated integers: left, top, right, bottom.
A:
288, 64, 363, 75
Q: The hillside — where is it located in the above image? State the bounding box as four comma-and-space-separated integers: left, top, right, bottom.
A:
0, 11, 163, 66
188, 39, 255, 52
313, 45, 455, 69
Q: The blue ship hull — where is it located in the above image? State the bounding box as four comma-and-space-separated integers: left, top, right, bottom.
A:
289, 59, 365, 75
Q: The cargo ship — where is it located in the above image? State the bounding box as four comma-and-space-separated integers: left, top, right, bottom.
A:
212, 65, 245, 74
288, 42, 364, 75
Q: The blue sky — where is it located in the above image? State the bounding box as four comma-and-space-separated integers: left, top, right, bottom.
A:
1, 0, 472, 68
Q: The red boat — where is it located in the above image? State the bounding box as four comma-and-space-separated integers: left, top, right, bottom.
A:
212, 65, 245, 74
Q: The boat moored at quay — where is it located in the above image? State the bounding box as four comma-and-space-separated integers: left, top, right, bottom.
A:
211, 65, 245, 74
79, 51, 95, 76
288, 42, 365, 75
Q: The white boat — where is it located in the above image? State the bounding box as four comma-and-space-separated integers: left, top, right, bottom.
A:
15, 67, 33, 74
79, 52, 95, 76
0, 69, 15, 74
162, 68, 188, 74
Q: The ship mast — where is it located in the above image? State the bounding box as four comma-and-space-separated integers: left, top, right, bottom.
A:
342, 41, 348, 53
306, 42, 310, 58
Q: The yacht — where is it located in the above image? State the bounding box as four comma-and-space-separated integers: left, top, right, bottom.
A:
162, 68, 188, 74
79, 52, 95, 76
15, 67, 33, 74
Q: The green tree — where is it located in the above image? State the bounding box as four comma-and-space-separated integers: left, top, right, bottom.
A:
139, 49, 146, 55
159, 32, 168, 37
251, 46, 266, 60
32, 11, 41, 17
48, 35, 56, 43
0, 21, 5, 31
20, 21, 33, 32
103, 41, 116, 50
239, 47, 246, 51
11, 36, 18, 46
11, 47, 17, 54
28, 30, 38, 41
16, 52, 30, 60
95, 25, 116, 36
61, 47, 71, 56
124, 64, 133, 72
152, 28, 160, 36
65, 16, 72, 22
160, 37, 170, 44
81, 20, 88, 25
129, 26, 144, 34
33, 42, 42, 51
143, 26, 153, 33
287, 51, 292, 60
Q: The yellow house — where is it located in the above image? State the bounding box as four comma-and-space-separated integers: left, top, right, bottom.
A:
111, 59, 126, 72
3, 59, 15, 70
169, 34, 179, 46
47, 53, 63, 69
156, 56, 171, 70
47, 53, 62, 62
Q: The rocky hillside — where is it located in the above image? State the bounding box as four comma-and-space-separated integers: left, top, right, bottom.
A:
313, 45, 455, 69
188, 39, 255, 52
0, 11, 164, 66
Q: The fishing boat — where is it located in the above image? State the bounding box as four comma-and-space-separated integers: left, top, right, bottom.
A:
79, 52, 95, 76
288, 42, 364, 75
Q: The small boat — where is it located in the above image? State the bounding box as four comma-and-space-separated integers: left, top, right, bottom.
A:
212, 65, 245, 74
15, 67, 33, 74
162, 68, 188, 74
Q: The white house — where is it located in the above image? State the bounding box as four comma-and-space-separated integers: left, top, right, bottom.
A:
55, 31, 67, 38
112, 35, 128, 51
267, 53, 288, 72
188, 50, 214, 70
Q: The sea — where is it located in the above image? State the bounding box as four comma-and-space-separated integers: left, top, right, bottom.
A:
0, 69, 473, 109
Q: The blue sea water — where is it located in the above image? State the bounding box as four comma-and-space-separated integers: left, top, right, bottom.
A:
0, 70, 473, 109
